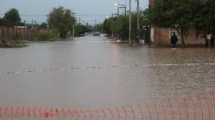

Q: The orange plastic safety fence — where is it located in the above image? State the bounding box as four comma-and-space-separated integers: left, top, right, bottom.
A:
0, 91, 215, 119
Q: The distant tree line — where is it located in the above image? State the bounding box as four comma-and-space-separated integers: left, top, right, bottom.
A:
98, 11, 149, 42
98, 0, 215, 46
0, 7, 94, 41
0, 8, 23, 26
3, 0, 215, 43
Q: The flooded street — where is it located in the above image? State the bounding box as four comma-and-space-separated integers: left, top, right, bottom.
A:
0, 35, 215, 119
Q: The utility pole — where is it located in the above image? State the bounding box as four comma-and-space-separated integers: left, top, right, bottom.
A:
115, 3, 126, 16
112, 19, 114, 38
136, 0, 140, 45
71, 12, 76, 38
129, 0, 132, 46
111, 14, 114, 38
73, 25, 75, 38
117, 7, 120, 16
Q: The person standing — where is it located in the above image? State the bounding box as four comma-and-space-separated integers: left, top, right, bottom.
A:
211, 33, 214, 47
206, 32, 213, 47
171, 32, 178, 51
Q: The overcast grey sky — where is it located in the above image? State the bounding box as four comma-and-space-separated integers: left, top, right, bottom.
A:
0, 0, 148, 25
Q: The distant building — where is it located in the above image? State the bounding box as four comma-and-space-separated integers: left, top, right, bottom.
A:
148, 0, 205, 47
14, 26, 28, 29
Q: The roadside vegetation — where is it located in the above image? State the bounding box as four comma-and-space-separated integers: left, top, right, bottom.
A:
0, 40, 28, 48
98, 0, 215, 46
1, 1, 215, 47
0, 7, 92, 45
100, 11, 149, 42
37, 30, 58, 41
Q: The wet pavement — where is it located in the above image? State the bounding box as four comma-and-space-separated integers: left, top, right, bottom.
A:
0, 35, 215, 119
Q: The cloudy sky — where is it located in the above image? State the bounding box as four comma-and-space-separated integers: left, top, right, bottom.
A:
0, 0, 148, 25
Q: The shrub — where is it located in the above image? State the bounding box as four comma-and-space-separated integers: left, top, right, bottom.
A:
37, 31, 57, 41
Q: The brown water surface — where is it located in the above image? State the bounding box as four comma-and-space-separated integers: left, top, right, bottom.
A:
0, 36, 215, 119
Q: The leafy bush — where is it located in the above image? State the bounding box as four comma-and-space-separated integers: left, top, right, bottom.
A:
37, 31, 57, 41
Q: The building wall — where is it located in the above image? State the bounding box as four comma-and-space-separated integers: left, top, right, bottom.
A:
148, 0, 205, 47
151, 27, 205, 46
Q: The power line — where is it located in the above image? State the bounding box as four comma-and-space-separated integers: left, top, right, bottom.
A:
75, 14, 110, 17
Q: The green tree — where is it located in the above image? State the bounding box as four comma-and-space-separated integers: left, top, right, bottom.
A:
73, 23, 92, 37
0, 18, 7, 26
37, 30, 58, 41
84, 23, 92, 33
117, 15, 129, 40
39, 22, 48, 29
74, 24, 84, 36
102, 18, 112, 36
148, 0, 201, 46
141, 9, 150, 26
107, 16, 118, 38
195, 0, 215, 33
47, 6, 76, 38
4, 8, 21, 26
95, 23, 103, 33
101, 10, 149, 42
115, 12, 146, 41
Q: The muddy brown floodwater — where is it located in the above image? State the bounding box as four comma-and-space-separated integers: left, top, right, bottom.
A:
0, 35, 215, 120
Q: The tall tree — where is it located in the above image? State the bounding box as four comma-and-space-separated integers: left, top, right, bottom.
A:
0, 18, 7, 26
74, 24, 83, 36
117, 15, 129, 40
39, 22, 48, 29
101, 11, 147, 41
4, 8, 21, 26
47, 6, 76, 38
102, 18, 112, 36
148, 0, 202, 46
195, 0, 215, 33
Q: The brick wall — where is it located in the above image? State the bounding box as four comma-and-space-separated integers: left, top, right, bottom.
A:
151, 27, 205, 46
148, 0, 205, 46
